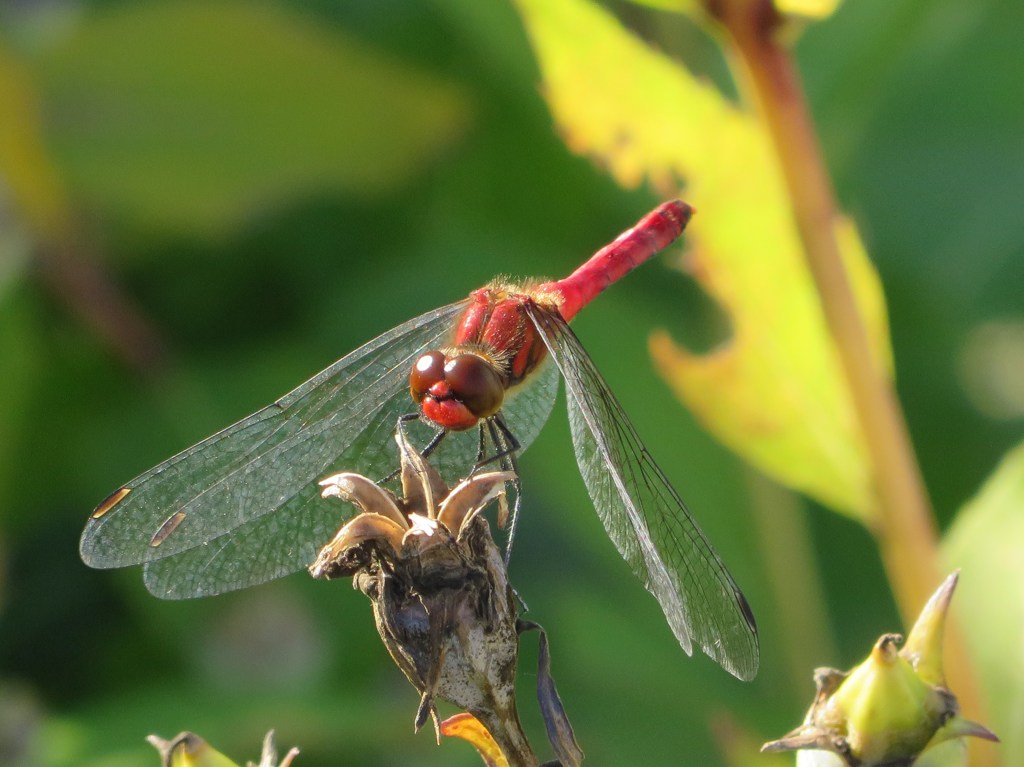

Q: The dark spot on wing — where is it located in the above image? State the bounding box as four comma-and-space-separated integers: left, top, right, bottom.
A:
737, 588, 758, 635
150, 511, 187, 548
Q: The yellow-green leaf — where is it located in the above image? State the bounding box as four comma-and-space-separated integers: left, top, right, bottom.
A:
514, 0, 891, 520
32, 1, 469, 234
943, 441, 1024, 765
774, 0, 842, 19
619, 0, 700, 15
0, 43, 70, 234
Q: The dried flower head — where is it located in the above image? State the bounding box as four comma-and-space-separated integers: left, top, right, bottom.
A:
310, 429, 534, 763
762, 572, 997, 766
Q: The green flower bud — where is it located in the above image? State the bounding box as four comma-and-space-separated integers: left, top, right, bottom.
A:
762, 572, 997, 766
147, 730, 298, 767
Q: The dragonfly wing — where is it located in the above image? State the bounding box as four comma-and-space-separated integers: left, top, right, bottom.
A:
526, 305, 759, 681
140, 393, 428, 598
81, 300, 483, 595
142, 477, 328, 598
141, 355, 561, 599
501, 354, 560, 452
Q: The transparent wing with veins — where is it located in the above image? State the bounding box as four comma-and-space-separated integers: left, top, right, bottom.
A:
80, 300, 558, 600
526, 305, 759, 681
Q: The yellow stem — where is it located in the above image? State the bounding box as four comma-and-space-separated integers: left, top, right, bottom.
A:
711, 0, 992, 761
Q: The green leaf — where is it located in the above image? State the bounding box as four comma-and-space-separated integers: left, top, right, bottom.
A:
32, 1, 469, 233
513, 0, 891, 520
943, 441, 1024, 765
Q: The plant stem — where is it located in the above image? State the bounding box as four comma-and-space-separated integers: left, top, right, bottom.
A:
475, 705, 538, 767
719, 0, 937, 617
711, 0, 992, 760
745, 469, 836, 696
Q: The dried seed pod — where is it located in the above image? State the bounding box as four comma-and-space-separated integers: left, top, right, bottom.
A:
312, 429, 541, 766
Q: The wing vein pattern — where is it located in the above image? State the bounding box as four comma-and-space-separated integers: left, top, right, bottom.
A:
81, 298, 563, 600
526, 305, 758, 681
82, 302, 476, 597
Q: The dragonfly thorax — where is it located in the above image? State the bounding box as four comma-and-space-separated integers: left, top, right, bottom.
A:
410, 349, 505, 431
454, 288, 549, 385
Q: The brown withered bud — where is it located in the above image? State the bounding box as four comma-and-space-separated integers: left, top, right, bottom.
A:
310, 429, 549, 766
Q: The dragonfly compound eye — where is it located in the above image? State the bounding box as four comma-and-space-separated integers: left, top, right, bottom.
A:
444, 353, 504, 418
410, 350, 447, 402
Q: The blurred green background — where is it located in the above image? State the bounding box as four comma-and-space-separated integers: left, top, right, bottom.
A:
0, 0, 1021, 765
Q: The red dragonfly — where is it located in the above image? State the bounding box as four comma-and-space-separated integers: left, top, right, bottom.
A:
81, 201, 758, 681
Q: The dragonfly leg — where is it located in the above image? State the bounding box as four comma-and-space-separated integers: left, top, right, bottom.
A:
482, 415, 523, 566
419, 424, 449, 459
471, 422, 488, 475
473, 414, 521, 469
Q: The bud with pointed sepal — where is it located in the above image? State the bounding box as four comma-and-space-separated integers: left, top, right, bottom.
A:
147, 731, 298, 767
762, 572, 997, 766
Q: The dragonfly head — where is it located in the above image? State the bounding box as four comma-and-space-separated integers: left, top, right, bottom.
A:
410, 350, 505, 431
